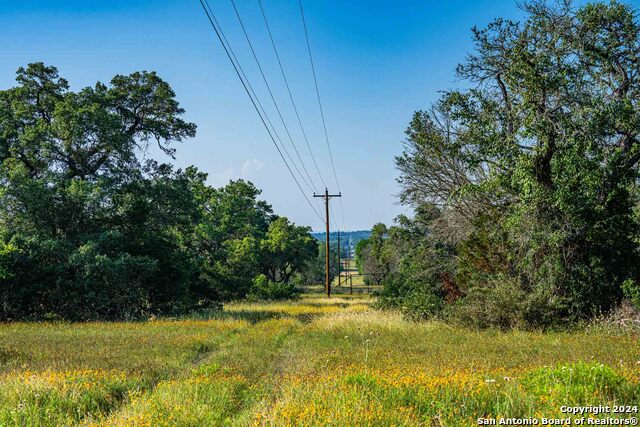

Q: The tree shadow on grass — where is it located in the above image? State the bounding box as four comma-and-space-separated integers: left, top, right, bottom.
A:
209, 310, 285, 324
206, 310, 324, 324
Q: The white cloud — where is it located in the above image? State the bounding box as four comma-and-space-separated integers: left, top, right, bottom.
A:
240, 158, 265, 176
210, 158, 266, 186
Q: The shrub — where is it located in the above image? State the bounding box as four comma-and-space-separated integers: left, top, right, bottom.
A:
447, 280, 526, 329
247, 275, 299, 301
376, 272, 444, 321
65, 241, 157, 320
622, 279, 640, 310
400, 289, 444, 321
447, 275, 572, 330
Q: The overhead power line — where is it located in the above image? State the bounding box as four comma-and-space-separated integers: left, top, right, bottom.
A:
298, 0, 339, 193
199, 0, 323, 222
229, 0, 319, 195
299, 0, 347, 231
257, 0, 327, 190
201, 0, 313, 201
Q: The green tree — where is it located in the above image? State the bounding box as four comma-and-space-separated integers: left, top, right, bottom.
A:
395, 1, 640, 326
259, 217, 318, 284
301, 241, 339, 285
0, 63, 195, 180
373, 205, 457, 320
191, 179, 274, 301
0, 63, 315, 319
357, 223, 395, 286
0, 63, 201, 319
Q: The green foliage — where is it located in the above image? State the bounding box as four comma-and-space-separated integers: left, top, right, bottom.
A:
356, 223, 394, 286
259, 217, 318, 285
191, 178, 275, 301
448, 279, 529, 329
300, 241, 338, 285
361, 205, 455, 320
387, 1, 640, 328
311, 230, 370, 255
0, 166, 207, 320
0, 242, 19, 281
378, 272, 444, 321
354, 239, 367, 274
247, 274, 299, 301
0, 63, 314, 320
622, 279, 640, 310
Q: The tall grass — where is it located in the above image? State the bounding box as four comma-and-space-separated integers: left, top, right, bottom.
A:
0, 294, 638, 426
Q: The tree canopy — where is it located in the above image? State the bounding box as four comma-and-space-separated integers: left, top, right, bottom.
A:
360, 0, 640, 328
0, 63, 315, 320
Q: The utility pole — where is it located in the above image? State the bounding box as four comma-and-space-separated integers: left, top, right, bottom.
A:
313, 188, 341, 298
337, 230, 341, 286
346, 236, 352, 285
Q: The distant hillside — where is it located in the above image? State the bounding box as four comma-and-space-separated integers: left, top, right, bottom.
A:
311, 230, 371, 257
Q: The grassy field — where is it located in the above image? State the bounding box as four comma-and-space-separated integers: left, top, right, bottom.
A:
0, 293, 639, 426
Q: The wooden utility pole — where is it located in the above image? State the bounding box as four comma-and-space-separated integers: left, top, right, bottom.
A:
337, 230, 341, 286
346, 236, 351, 286
313, 188, 341, 298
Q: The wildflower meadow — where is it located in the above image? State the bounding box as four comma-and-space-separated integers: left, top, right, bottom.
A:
0, 293, 638, 426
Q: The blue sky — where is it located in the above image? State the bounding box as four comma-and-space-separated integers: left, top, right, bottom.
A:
3, 0, 635, 231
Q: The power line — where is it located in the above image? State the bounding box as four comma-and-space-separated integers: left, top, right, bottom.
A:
201, 0, 314, 202
203, 0, 322, 216
298, 0, 340, 193
329, 202, 339, 234
229, 0, 319, 195
298, 0, 347, 231
199, 0, 323, 222
257, 0, 327, 189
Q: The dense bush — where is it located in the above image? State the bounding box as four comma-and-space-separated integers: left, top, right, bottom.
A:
622, 278, 640, 311
369, 205, 455, 321
247, 274, 299, 301
376, 272, 444, 321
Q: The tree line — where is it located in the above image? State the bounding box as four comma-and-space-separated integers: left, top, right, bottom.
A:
357, 0, 640, 328
0, 63, 320, 320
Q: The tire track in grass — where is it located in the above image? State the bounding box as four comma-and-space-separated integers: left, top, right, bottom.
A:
92, 317, 300, 426
79, 325, 247, 426
207, 317, 302, 424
